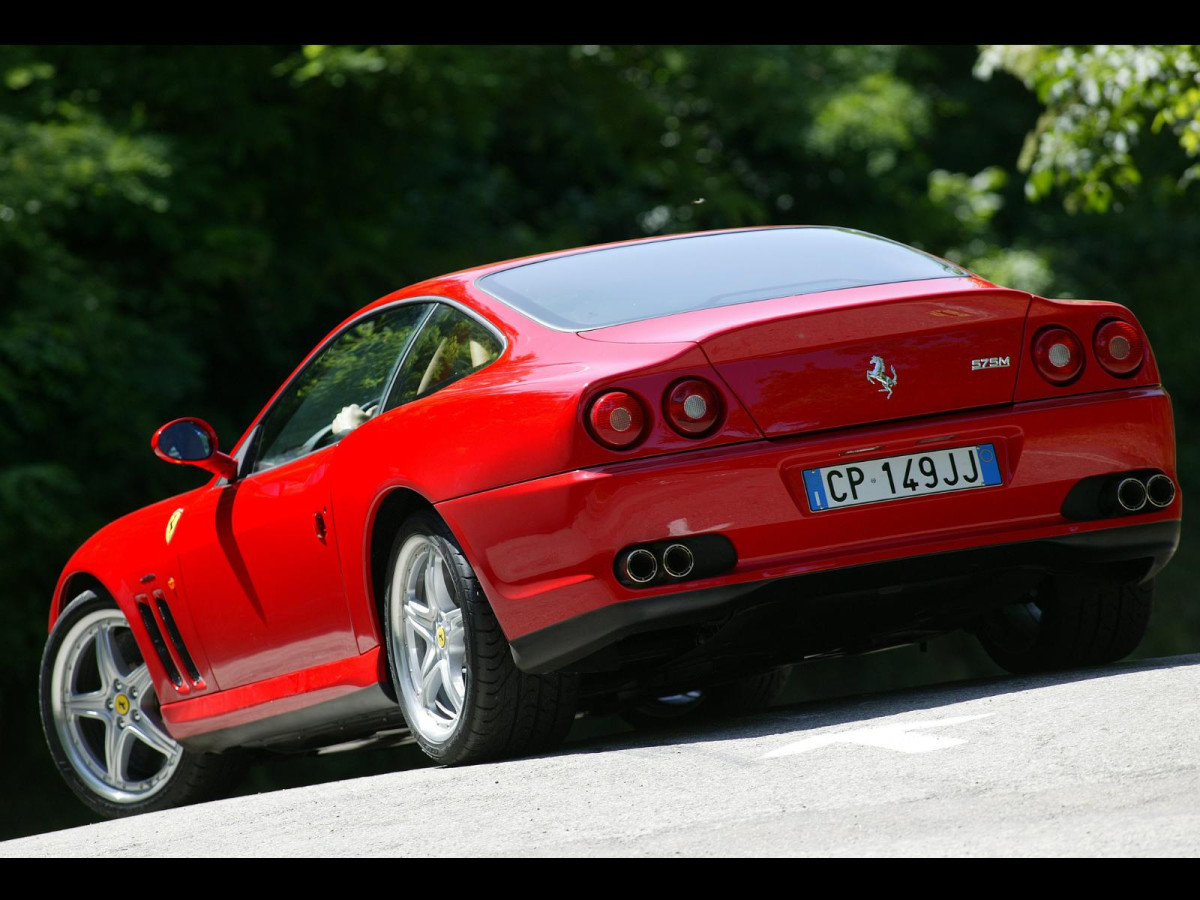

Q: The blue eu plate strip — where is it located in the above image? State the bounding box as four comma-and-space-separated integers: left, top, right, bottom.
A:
803, 467, 829, 511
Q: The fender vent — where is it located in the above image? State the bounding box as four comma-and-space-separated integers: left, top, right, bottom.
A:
154, 592, 202, 685
136, 600, 182, 688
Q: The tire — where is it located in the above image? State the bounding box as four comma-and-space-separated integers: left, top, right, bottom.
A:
384, 510, 578, 764
40, 590, 243, 818
705, 666, 792, 716
623, 667, 791, 729
623, 689, 707, 730
978, 578, 1154, 674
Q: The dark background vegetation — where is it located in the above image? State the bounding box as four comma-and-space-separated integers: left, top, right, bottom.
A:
2, 44, 1197, 839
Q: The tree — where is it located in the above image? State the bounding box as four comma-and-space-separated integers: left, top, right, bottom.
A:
977, 45, 1200, 212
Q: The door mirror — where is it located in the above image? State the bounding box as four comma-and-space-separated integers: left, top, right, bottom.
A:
152, 418, 238, 481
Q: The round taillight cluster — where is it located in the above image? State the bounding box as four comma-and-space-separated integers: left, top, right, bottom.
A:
1094, 319, 1144, 376
586, 378, 725, 450
664, 378, 723, 436
587, 391, 646, 449
1031, 326, 1085, 385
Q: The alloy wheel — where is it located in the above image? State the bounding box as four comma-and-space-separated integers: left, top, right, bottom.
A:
48, 608, 182, 804
390, 534, 468, 743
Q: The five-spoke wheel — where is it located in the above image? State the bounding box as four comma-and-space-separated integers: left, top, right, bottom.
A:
384, 511, 579, 764
390, 533, 468, 740
47, 604, 182, 803
41, 591, 241, 817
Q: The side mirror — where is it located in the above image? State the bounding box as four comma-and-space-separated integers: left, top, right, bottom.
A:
152, 418, 238, 481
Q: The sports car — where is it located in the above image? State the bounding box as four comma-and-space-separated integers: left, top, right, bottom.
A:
41, 226, 1180, 816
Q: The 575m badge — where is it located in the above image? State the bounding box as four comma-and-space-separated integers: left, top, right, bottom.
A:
972, 356, 1011, 370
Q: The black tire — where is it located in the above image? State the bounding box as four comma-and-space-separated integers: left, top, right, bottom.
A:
384, 510, 578, 764
978, 578, 1154, 674
40, 590, 243, 818
705, 666, 792, 715
622, 690, 707, 730
623, 667, 791, 729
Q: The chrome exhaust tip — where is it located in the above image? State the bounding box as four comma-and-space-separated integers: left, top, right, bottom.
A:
661, 543, 695, 579
1146, 473, 1176, 508
623, 548, 659, 584
1116, 477, 1148, 512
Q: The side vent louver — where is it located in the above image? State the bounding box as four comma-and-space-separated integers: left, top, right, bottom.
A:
136, 601, 183, 687
154, 592, 202, 685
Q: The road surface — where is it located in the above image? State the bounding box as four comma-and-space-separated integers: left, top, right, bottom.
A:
5, 654, 1198, 856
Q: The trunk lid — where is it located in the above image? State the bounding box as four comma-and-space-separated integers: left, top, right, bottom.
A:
581, 283, 1031, 438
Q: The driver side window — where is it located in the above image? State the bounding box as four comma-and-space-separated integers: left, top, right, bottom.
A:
252, 303, 430, 473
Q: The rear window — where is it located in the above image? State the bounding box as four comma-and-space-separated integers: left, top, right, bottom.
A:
477, 227, 967, 331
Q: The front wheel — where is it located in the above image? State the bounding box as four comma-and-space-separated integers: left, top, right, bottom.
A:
384, 511, 578, 764
977, 578, 1154, 674
40, 591, 241, 817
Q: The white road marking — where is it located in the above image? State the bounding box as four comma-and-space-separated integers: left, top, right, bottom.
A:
762, 713, 992, 758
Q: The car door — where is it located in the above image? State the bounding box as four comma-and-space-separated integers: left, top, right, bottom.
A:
175, 302, 431, 689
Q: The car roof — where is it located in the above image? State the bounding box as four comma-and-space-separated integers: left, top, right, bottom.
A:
350, 226, 970, 335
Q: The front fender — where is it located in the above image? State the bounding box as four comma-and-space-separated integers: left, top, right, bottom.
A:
49, 490, 218, 706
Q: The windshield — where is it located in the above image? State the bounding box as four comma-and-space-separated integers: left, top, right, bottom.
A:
477, 227, 967, 331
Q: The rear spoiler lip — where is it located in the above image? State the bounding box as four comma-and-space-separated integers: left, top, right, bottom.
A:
576, 276, 1022, 345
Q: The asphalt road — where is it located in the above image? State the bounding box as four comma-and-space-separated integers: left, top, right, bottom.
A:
5, 654, 1198, 857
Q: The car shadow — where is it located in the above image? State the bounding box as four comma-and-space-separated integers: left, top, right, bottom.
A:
559, 652, 1200, 757
223, 652, 1198, 806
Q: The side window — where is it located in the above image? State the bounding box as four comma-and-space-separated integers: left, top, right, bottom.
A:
385, 304, 502, 410
252, 303, 430, 472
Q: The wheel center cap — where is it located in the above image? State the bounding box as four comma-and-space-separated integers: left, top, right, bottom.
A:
436, 625, 446, 649
114, 694, 130, 716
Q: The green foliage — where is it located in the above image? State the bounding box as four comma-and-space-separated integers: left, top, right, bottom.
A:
1, 44, 1197, 838
977, 45, 1200, 211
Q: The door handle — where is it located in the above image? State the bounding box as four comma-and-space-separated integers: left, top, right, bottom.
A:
313, 510, 327, 543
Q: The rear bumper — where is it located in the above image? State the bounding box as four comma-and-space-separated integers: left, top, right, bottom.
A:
437, 386, 1180, 672
507, 519, 1180, 672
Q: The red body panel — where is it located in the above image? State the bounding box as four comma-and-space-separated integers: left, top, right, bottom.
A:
438, 387, 1178, 639
174, 446, 357, 689
46, 228, 1181, 745
698, 289, 1029, 436
160, 648, 385, 740
51, 494, 219, 705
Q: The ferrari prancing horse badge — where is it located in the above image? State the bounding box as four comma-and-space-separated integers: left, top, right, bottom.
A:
165, 508, 183, 544
867, 355, 898, 399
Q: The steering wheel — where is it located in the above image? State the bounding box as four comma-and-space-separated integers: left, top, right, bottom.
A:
301, 398, 381, 453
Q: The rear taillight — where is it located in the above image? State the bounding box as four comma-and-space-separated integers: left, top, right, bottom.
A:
1031, 326, 1084, 385
664, 378, 722, 436
587, 390, 646, 449
1094, 319, 1144, 377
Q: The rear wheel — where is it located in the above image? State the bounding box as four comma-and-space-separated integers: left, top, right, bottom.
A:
623, 668, 791, 729
384, 511, 578, 764
40, 591, 241, 817
978, 578, 1154, 674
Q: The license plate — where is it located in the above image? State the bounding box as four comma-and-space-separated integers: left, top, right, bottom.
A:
802, 444, 1002, 512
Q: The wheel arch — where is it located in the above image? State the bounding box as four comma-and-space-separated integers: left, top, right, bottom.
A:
51, 571, 116, 628
366, 486, 436, 641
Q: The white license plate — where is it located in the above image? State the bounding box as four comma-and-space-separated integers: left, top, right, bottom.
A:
802, 444, 1002, 512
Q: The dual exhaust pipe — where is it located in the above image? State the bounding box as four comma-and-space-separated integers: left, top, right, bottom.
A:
622, 544, 696, 584
1115, 473, 1176, 513
614, 534, 738, 589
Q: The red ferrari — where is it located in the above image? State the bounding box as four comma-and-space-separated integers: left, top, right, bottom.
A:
41, 227, 1180, 816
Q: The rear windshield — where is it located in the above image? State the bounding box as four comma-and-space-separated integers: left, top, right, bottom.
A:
477, 227, 967, 331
